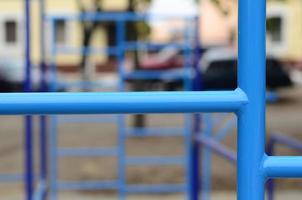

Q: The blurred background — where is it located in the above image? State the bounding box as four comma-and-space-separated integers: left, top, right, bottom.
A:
0, 0, 301, 199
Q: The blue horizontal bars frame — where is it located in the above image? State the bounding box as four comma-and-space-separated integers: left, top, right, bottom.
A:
126, 183, 185, 194
58, 180, 118, 190
46, 12, 197, 22
13, 0, 302, 199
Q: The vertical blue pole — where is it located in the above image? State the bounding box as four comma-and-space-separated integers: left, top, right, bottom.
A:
192, 16, 202, 200
183, 18, 194, 200
24, 0, 34, 200
201, 114, 213, 200
49, 116, 58, 200
116, 20, 126, 200
49, 20, 58, 200
237, 0, 266, 199
266, 140, 275, 200
39, 0, 48, 199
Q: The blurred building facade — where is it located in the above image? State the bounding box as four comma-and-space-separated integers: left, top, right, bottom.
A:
0, 0, 302, 71
200, 0, 302, 65
0, 0, 129, 71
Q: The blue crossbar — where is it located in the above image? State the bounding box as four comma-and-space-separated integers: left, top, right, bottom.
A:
126, 156, 185, 166
58, 147, 117, 157
47, 12, 197, 22
126, 183, 185, 194
125, 127, 184, 137
0, 90, 247, 115
123, 69, 192, 81
0, 174, 23, 183
56, 81, 117, 91
57, 115, 117, 124
58, 180, 118, 190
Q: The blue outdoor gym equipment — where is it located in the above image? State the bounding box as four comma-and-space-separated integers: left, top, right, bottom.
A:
6, 0, 301, 200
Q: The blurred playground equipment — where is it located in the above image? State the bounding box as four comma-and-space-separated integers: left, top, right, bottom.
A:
45, 11, 199, 200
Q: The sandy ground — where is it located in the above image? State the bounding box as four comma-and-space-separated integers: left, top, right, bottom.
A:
0, 85, 302, 199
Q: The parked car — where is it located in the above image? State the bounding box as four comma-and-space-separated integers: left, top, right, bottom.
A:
0, 59, 58, 92
200, 47, 293, 90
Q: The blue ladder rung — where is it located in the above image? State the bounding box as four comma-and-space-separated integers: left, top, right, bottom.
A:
123, 68, 193, 81
126, 156, 185, 166
54, 46, 119, 56
126, 183, 186, 193
0, 173, 23, 183
56, 81, 117, 90
58, 147, 117, 157
57, 115, 117, 124
124, 41, 190, 51
125, 127, 184, 137
58, 180, 118, 190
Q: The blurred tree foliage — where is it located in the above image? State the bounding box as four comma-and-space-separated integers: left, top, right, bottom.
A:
76, 0, 152, 72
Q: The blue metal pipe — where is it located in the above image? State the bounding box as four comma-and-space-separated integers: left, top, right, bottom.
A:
237, 0, 266, 199
0, 90, 247, 115
47, 12, 197, 22
197, 135, 237, 164
24, 1, 34, 200
263, 156, 302, 178
270, 133, 302, 153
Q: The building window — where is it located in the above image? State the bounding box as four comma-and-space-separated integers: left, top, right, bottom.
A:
267, 17, 282, 43
54, 19, 67, 45
4, 20, 17, 44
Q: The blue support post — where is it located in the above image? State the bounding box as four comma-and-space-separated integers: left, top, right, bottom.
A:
49, 116, 58, 200
191, 16, 202, 200
24, 0, 34, 200
201, 114, 214, 200
116, 19, 127, 200
49, 18, 58, 200
39, 0, 48, 199
237, 0, 266, 199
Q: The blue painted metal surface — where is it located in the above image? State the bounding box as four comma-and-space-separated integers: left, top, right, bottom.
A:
38, 0, 48, 199
267, 133, 302, 200
0, 91, 247, 115
237, 0, 266, 199
24, 1, 34, 200
126, 184, 186, 194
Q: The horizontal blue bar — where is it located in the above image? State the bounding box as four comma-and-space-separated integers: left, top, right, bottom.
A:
126, 127, 184, 137
0, 173, 23, 183
270, 133, 302, 153
126, 156, 184, 166
56, 81, 117, 90
123, 69, 192, 81
58, 180, 118, 190
0, 90, 247, 115
53, 46, 119, 56
58, 147, 117, 157
57, 115, 117, 124
126, 183, 185, 193
46, 12, 197, 22
54, 42, 191, 55
263, 156, 302, 178
124, 42, 190, 51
